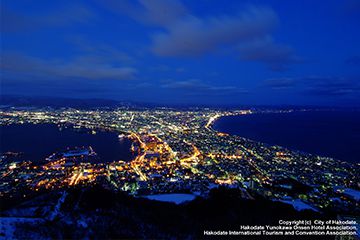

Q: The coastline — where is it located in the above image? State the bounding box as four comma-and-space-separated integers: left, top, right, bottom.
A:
0, 123, 136, 163
211, 110, 360, 163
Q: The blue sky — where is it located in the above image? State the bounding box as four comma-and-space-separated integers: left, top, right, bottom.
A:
1, 0, 360, 106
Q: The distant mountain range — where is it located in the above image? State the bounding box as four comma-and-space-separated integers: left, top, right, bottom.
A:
0, 95, 138, 109
0, 95, 353, 110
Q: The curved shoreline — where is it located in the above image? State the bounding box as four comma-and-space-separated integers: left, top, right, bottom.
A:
211, 110, 359, 163
0, 123, 136, 163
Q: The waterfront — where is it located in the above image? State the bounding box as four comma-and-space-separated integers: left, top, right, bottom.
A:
213, 110, 360, 163
0, 123, 135, 163
0, 108, 358, 217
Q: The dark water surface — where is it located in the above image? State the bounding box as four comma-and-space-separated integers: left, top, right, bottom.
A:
0, 123, 134, 162
214, 111, 360, 163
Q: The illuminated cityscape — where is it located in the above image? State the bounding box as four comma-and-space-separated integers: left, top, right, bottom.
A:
1, 108, 359, 215
1, 0, 360, 238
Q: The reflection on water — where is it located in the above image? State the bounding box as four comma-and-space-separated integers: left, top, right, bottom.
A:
0, 123, 135, 163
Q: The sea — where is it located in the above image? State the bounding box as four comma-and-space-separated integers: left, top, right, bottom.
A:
0, 123, 135, 163
213, 110, 360, 163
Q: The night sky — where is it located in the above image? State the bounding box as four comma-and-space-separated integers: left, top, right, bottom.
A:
1, 0, 360, 106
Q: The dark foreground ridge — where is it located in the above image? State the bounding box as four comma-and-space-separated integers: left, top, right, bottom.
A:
1, 187, 333, 239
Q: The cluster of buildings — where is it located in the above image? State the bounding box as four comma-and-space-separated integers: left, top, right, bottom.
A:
0, 107, 359, 214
